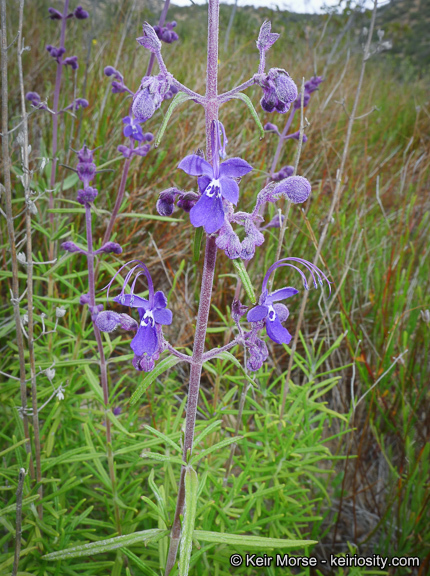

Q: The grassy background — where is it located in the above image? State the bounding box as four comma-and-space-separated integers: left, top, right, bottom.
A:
1, 0, 429, 574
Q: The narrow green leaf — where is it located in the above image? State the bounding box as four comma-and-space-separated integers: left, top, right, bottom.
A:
43, 529, 169, 560
179, 467, 199, 576
193, 226, 204, 262
107, 410, 135, 438
231, 93, 265, 139
231, 259, 257, 304
143, 425, 181, 453
141, 452, 185, 465
122, 548, 160, 576
189, 436, 242, 466
193, 530, 317, 549
130, 355, 181, 405
155, 92, 192, 147
84, 365, 105, 404
193, 420, 222, 449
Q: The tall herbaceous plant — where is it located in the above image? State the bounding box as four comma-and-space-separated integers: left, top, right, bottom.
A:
40, 0, 332, 573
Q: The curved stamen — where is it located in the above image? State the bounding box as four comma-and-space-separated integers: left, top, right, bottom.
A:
262, 261, 309, 293
261, 257, 331, 295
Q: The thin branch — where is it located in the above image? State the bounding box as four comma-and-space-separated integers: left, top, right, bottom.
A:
11, 468, 26, 576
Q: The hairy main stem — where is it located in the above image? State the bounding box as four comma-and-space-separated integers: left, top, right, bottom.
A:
49, 0, 69, 213
85, 205, 121, 533
279, 0, 378, 420
17, 0, 43, 511
164, 2, 220, 574
1, 0, 34, 477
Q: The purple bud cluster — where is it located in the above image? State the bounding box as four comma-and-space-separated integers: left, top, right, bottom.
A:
104, 66, 132, 94
48, 5, 89, 20
272, 165, 294, 182
25, 92, 47, 110
293, 76, 324, 110
153, 21, 179, 44
156, 188, 199, 216
258, 68, 298, 114
132, 74, 172, 123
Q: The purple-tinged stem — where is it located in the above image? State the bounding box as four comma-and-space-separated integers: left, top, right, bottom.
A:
164, 2, 220, 574
85, 203, 121, 534
49, 0, 69, 217
1, 0, 34, 479
146, 0, 171, 76
269, 107, 296, 178
102, 156, 131, 244
17, 0, 42, 513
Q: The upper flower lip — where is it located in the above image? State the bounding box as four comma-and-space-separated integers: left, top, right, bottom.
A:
177, 154, 253, 234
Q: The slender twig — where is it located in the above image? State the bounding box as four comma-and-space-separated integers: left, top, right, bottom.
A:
279, 0, 379, 420
1, 0, 34, 477
85, 203, 121, 534
17, 0, 42, 512
11, 468, 26, 576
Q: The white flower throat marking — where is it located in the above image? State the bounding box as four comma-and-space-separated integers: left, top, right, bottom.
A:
206, 179, 222, 198
141, 309, 154, 327
268, 305, 276, 322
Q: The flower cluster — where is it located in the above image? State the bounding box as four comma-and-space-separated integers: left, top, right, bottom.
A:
153, 21, 179, 44
293, 76, 324, 110
62, 145, 122, 254
242, 258, 331, 371
48, 5, 89, 20
257, 68, 298, 114
96, 262, 172, 372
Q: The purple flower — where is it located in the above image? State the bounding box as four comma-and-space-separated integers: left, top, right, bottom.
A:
178, 154, 253, 234
63, 56, 79, 70
248, 257, 331, 346
137, 22, 162, 53
154, 21, 179, 44
64, 98, 89, 112
101, 261, 172, 370
132, 75, 170, 122
256, 20, 279, 53
176, 192, 199, 213
294, 92, 311, 110
74, 5, 89, 19
48, 7, 63, 19
273, 176, 311, 204
76, 145, 97, 187
156, 188, 180, 216
77, 187, 98, 205
95, 311, 138, 332
104, 66, 123, 81
247, 288, 298, 345
62, 241, 86, 254
26, 91, 47, 110
122, 116, 145, 141
46, 45, 66, 61
305, 76, 324, 94
285, 130, 308, 143
215, 224, 242, 259
259, 68, 298, 114
95, 242, 123, 255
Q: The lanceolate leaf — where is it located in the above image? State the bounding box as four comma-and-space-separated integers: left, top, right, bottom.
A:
130, 355, 181, 405
193, 530, 317, 549
193, 226, 204, 262
179, 467, 199, 576
231, 259, 257, 304
43, 529, 169, 560
155, 92, 192, 148
231, 93, 265, 139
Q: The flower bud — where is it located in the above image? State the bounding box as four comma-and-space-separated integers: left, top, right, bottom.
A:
74, 5, 89, 19
95, 242, 123, 255
62, 241, 85, 254
77, 186, 98, 205
63, 56, 78, 70
176, 191, 199, 213
48, 7, 63, 19
156, 188, 178, 216
80, 293, 90, 305
95, 310, 121, 332
273, 175, 311, 204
